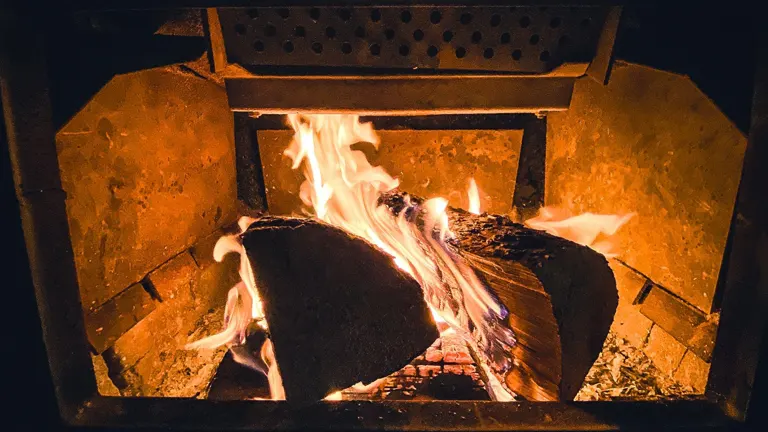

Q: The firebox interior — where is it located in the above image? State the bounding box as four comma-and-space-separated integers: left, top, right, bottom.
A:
2, 3, 764, 430
51, 5, 741, 402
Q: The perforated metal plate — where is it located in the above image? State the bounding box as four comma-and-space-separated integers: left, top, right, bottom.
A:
218, 6, 608, 73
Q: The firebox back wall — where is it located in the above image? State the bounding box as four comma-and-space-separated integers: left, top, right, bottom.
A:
258, 129, 524, 216
260, 61, 746, 315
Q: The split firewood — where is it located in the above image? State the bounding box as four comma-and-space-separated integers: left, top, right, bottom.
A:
381, 192, 618, 401
241, 216, 439, 405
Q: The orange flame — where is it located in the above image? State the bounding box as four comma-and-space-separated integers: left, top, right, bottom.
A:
284, 114, 515, 401
467, 178, 481, 215
524, 207, 636, 257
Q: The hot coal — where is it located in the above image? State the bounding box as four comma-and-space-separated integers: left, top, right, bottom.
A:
241, 216, 439, 405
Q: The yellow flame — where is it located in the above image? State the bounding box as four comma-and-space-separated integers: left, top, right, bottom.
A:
284, 114, 516, 401
467, 178, 481, 215
524, 207, 636, 257
260, 338, 285, 400
324, 391, 343, 401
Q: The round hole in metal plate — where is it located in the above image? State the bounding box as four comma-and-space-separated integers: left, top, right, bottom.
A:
484, 48, 494, 59
550, 17, 562, 28
312, 42, 323, 54
283, 41, 294, 53
277, 8, 290, 19
253, 40, 265, 52
455, 47, 467, 58
401, 10, 412, 23
341, 42, 352, 54
413, 29, 424, 41
529, 34, 540, 45
294, 26, 306, 37
385, 29, 395, 40
460, 13, 473, 25
234, 24, 246, 35
443, 30, 454, 42
338, 9, 352, 22
309, 8, 321, 22
370, 43, 381, 56
500, 32, 511, 44
264, 24, 276, 37
427, 45, 438, 57
512, 49, 522, 60
471, 31, 482, 44
355, 26, 365, 38
399, 45, 410, 56
326, 27, 336, 39
519, 16, 531, 28
430, 10, 442, 24
247, 9, 259, 19
490, 14, 501, 27
371, 9, 381, 22
540, 50, 551, 62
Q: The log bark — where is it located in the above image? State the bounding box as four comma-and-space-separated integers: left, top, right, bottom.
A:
382, 193, 618, 401
241, 217, 439, 405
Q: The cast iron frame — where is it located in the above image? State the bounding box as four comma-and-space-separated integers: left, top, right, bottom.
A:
1, 2, 766, 430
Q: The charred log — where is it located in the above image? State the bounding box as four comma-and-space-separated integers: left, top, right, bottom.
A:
241, 217, 439, 405
382, 192, 618, 401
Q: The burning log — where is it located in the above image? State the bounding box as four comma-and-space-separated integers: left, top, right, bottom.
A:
240, 216, 439, 405
382, 193, 618, 401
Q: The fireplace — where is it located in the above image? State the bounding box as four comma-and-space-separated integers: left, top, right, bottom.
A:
2, 2, 766, 430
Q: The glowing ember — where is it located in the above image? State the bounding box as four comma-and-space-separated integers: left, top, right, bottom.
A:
525, 207, 636, 257
467, 178, 481, 215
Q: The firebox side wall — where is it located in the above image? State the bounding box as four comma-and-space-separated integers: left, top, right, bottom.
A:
55, 68, 237, 312
258, 129, 524, 217
546, 61, 748, 313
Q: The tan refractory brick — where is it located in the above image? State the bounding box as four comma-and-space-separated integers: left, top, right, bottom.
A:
608, 261, 654, 348
147, 252, 199, 302
609, 260, 648, 306
645, 325, 687, 376
674, 351, 710, 392
190, 228, 227, 270
91, 354, 120, 396
612, 302, 654, 349
84, 282, 156, 353
56, 68, 236, 311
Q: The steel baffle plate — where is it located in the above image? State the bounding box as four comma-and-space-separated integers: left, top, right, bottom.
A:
218, 6, 608, 73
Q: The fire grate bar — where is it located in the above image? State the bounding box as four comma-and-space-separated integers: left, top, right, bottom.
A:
217, 6, 608, 73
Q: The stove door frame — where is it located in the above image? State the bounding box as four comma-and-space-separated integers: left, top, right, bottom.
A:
1, 2, 766, 430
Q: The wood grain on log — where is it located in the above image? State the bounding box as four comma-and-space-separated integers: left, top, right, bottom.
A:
381, 192, 618, 401
449, 209, 618, 400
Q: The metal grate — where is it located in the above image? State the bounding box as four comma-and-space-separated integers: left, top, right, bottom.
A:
218, 6, 608, 73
